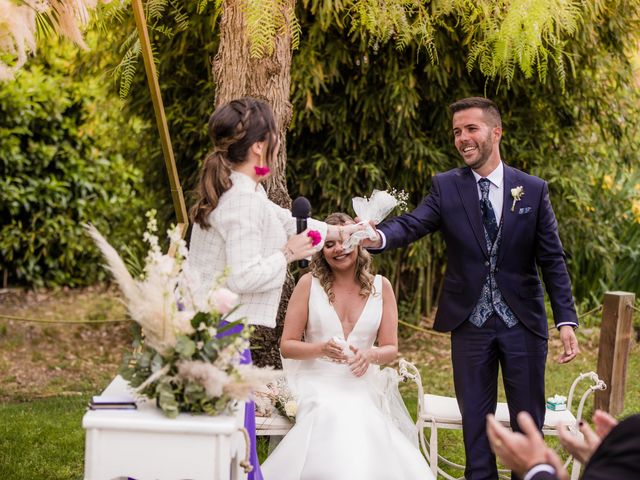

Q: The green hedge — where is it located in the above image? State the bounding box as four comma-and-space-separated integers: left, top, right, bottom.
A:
0, 52, 152, 287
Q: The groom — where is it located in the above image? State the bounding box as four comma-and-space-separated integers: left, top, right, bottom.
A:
364, 97, 579, 479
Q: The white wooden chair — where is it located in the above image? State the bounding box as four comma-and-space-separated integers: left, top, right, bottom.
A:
398, 359, 607, 480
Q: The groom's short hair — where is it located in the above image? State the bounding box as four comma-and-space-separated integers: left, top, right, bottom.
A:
449, 97, 502, 128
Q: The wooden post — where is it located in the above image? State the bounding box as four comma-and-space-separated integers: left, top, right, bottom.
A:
595, 291, 635, 415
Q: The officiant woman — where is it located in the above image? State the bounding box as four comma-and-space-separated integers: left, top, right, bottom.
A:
187, 97, 363, 479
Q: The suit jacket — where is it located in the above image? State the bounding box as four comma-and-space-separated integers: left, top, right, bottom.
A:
188, 171, 326, 327
529, 414, 640, 480
378, 165, 577, 338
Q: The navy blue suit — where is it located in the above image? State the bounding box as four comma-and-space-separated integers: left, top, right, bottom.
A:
377, 165, 578, 479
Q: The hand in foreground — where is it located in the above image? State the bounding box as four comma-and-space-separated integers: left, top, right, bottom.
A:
320, 338, 347, 363
353, 218, 382, 249
282, 231, 316, 263
347, 345, 370, 377
486, 412, 567, 479
557, 410, 618, 464
557, 325, 579, 364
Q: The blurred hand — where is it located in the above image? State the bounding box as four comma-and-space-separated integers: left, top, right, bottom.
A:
348, 345, 370, 377
557, 410, 617, 464
557, 325, 579, 364
486, 412, 552, 478
593, 409, 618, 438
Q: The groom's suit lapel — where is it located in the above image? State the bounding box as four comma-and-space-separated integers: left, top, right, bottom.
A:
455, 168, 489, 259
498, 164, 518, 266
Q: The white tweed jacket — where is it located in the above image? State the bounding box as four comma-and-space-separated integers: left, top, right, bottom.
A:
187, 171, 327, 328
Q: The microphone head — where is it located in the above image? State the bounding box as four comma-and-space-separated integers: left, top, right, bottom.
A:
291, 196, 311, 218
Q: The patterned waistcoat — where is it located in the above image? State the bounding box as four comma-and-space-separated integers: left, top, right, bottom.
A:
468, 223, 519, 328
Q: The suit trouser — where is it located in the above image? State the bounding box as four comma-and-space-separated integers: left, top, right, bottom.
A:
451, 314, 548, 480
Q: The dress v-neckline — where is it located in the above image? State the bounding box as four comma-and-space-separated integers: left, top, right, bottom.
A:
328, 288, 373, 341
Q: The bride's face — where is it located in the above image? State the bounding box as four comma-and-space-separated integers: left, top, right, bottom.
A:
322, 223, 358, 272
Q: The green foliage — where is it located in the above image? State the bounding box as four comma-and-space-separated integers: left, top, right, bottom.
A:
104, 0, 640, 317
0, 44, 152, 287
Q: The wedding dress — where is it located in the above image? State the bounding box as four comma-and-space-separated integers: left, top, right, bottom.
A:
261, 275, 434, 480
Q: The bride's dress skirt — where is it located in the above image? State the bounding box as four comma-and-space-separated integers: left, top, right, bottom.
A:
261, 362, 432, 480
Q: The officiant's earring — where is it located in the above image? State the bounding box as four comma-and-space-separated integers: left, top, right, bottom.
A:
254, 150, 270, 177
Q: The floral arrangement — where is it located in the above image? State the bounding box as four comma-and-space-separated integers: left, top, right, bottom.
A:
87, 211, 277, 418
255, 377, 297, 422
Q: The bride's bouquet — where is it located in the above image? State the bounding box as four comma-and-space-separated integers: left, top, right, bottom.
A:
87, 211, 277, 418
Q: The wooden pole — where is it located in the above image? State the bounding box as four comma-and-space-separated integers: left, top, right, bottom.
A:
131, 0, 188, 239
595, 291, 635, 415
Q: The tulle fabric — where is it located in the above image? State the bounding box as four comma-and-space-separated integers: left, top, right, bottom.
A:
261, 276, 433, 480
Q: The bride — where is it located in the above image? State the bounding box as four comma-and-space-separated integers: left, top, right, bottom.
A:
261, 213, 434, 480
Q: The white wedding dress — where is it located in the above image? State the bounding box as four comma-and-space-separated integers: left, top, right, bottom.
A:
261, 275, 434, 480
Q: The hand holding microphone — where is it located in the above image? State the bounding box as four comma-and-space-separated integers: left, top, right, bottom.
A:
286, 197, 315, 267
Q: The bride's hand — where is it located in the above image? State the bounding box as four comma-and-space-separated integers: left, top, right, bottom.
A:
320, 339, 347, 363
348, 346, 370, 377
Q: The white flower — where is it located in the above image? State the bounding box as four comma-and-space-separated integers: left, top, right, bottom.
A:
510, 186, 525, 212
177, 360, 230, 398
173, 310, 196, 335
284, 400, 297, 418
209, 288, 239, 315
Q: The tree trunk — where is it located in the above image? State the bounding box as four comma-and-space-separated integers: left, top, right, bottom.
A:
212, 0, 295, 368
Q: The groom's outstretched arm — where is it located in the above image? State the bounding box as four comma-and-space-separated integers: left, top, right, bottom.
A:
365, 176, 442, 251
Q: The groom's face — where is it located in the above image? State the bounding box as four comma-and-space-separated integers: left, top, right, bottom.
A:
452, 108, 501, 172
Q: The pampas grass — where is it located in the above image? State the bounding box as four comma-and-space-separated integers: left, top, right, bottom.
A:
85, 223, 179, 355
0, 0, 110, 80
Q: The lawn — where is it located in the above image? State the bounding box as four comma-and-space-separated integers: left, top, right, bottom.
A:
1, 287, 638, 479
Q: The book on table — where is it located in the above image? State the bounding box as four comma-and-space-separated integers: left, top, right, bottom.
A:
89, 394, 137, 410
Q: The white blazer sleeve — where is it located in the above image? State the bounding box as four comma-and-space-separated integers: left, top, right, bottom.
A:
218, 193, 288, 294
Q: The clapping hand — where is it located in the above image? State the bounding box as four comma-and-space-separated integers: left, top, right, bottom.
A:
557, 410, 618, 464
486, 412, 568, 480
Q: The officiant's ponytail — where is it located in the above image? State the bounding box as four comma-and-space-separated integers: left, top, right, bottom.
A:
191, 97, 278, 228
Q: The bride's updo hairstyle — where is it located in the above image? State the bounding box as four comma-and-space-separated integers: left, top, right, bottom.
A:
191, 97, 278, 228
311, 212, 375, 303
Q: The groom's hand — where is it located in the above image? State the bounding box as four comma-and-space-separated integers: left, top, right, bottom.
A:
557, 325, 579, 364
354, 218, 382, 249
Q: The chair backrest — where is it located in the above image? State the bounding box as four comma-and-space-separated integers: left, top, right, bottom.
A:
398, 359, 426, 419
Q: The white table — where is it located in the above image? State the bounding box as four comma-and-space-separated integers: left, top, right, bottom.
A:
83, 376, 249, 480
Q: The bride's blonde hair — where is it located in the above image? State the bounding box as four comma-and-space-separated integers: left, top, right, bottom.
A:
311, 212, 375, 303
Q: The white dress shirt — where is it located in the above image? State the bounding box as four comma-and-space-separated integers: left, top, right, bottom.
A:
187, 171, 326, 328
472, 161, 505, 225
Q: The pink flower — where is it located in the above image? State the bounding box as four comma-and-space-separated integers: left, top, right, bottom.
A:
254, 166, 270, 176
307, 229, 321, 246
211, 288, 239, 315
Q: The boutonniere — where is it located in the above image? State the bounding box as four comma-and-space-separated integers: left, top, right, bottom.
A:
510, 186, 524, 212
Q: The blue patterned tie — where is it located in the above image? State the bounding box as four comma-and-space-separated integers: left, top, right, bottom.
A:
478, 178, 498, 244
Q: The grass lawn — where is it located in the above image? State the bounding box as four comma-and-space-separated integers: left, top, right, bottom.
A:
1, 287, 638, 479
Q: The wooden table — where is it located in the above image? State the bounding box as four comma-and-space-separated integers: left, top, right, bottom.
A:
82, 376, 249, 480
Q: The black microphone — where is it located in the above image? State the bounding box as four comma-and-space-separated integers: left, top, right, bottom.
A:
291, 196, 311, 268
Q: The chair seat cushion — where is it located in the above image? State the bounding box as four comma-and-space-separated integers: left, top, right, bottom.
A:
421, 394, 576, 429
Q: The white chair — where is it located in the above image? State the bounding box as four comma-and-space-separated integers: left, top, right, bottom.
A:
398, 359, 607, 480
